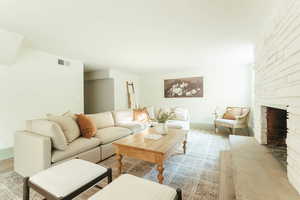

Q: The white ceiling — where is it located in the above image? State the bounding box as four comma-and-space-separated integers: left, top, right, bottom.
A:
0, 0, 276, 73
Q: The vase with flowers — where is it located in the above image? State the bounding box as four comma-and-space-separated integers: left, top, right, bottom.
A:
155, 109, 175, 135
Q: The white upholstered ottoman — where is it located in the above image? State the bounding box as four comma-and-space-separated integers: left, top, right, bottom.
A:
88, 174, 182, 200
23, 159, 112, 200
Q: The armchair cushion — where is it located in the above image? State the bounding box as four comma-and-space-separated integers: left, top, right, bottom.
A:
215, 119, 237, 128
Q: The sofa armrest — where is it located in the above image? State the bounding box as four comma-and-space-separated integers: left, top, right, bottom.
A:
14, 131, 52, 177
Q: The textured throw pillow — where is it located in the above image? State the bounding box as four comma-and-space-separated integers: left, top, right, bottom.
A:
26, 119, 68, 150
223, 108, 242, 120
76, 114, 97, 138
47, 114, 80, 143
87, 112, 115, 129
133, 108, 149, 123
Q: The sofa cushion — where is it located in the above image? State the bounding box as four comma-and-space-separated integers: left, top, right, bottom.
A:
52, 137, 101, 163
117, 121, 146, 133
95, 127, 131, 144
87, 112, 115, 129
26, 119, 68, 151
167, 120, 190, 130
47, 114, 80, 143
88, 174, 177, 200
113, 110, 133, 124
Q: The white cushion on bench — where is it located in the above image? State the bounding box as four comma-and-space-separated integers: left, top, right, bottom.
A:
29, 159, 107, 198
88, 174, 177, 200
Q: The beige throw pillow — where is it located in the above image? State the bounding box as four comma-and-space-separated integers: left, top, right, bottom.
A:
87, 112, 115, 129
47, 114, 80, 143
26, 119, 68, 150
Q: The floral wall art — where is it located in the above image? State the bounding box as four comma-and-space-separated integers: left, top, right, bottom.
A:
164, 77, 203, 98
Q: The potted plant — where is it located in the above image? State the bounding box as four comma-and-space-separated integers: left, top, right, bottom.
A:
155, 109, 176, 134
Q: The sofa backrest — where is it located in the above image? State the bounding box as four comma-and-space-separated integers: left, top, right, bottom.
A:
87, 112, 115, 129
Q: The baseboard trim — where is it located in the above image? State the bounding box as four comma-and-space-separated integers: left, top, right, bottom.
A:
0, 147, 13, 161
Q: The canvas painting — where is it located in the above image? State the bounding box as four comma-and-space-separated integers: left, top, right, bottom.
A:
164, 77, 203, 98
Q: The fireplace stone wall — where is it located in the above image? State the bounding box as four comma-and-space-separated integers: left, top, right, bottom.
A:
254, 0, 300, 193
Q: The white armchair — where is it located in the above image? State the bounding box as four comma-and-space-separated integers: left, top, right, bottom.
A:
214, 107, 250, 135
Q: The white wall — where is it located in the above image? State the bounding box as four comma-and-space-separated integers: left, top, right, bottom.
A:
110, 69, 140, 110
254, 0, 300, 193
0, 48, 84, 149
140, 65, 252, 127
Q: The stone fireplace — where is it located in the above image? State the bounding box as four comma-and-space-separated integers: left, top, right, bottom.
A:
266, 107, 287, 146
263, 106, 288, 169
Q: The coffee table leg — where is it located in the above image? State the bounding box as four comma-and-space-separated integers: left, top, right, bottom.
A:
183, 140, 187, 154
157, 163, 164, 184
116, 153, 123, 175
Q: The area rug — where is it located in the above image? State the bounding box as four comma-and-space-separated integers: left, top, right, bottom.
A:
0, 130, 229, 200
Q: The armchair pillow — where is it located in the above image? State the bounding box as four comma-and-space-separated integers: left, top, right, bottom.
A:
26, 119, 68, 150
47, 114, 80, 143
223, 107, 242, 120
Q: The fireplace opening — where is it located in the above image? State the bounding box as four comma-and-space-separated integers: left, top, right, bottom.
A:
265, 107, 288, 170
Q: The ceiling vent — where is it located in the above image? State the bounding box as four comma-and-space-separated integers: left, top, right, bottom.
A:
0, 29, 23, 65
58, 59, 70, 66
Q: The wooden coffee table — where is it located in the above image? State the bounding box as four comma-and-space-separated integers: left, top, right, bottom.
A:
113, 128, 188, 184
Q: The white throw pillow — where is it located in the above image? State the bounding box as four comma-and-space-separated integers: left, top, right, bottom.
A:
173, 107, 189, 121
47, 114, 80, 143
87, 112, 115, 129
146, 106, 155, 120
113, 110, 134, 123
26, 119, 68, 150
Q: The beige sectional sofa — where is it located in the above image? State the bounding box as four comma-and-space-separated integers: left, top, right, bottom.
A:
14, 107, 190, 177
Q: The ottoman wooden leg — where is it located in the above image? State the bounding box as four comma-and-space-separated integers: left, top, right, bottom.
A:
107, 168, 112, 183
176, 188, 182, 200
23, 177, 30, 200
